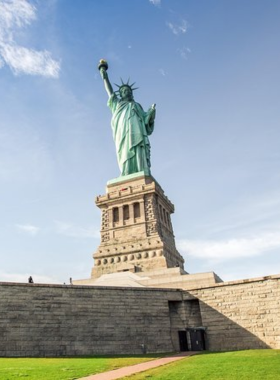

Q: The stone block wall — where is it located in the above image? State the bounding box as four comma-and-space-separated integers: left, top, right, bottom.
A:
189, 274, 280, 351
1, 275, 279, 357
0, 282, 182, 357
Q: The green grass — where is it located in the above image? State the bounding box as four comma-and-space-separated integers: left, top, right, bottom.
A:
1, 350, 279, 380
125, 350, 280, 380
0, 354, 162, 380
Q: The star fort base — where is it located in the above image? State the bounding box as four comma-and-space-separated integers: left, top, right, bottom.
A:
74, 172, 221, 289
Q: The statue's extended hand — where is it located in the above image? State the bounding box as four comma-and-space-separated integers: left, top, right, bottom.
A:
99, 64, 113, 97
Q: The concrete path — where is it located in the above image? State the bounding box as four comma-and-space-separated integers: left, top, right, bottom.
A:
78, 352, 197, 380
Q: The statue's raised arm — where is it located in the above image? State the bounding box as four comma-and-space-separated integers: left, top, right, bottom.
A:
98, 59, 156, 177
98, 59, 113, 97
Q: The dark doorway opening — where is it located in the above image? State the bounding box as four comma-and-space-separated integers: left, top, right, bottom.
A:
188, 328, 206, 351
178, 330, 188, 351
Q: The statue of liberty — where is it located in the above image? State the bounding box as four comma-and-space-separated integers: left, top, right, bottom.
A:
98, 59, 156, 177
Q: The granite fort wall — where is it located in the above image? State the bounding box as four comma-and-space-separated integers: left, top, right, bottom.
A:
189, 274, 280, 351
1, 275, 279, 356
0, 282, 183, 357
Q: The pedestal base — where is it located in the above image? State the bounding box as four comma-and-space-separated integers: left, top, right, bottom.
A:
91, 174, 185, 279
74, 268, 223, 290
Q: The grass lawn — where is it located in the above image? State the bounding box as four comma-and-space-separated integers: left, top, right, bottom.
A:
125, 350, 280, 380
0, 354, 163, 380
1, 350, 279, 380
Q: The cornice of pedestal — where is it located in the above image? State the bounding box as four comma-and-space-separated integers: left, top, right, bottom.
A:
95, 174, 175, 212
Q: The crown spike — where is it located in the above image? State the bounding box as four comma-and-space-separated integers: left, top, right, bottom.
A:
114, 78, 138, 95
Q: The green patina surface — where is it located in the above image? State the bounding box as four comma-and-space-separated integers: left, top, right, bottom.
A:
99, 59, 156, 177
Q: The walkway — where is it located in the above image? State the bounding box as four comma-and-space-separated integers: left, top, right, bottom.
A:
78, 351, 197, 380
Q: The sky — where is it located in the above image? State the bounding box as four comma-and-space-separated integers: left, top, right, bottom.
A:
0, 0, 279, 285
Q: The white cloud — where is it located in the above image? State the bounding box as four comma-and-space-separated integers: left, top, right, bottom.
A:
16, 223, 40, 236
159, 68, 166, 76
178, 231, 280, 261
149, 0, 161, 6
221, 263, 280, 282
0, 44, 60, 76
196, 192, 280, 238
166, 19, 189, 35
55, 221, 99, 239
177, 46, 191, 60
0, 0, 60, 77
0, 0, 36, 30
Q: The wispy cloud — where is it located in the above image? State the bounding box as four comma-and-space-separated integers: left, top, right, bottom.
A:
55, 221, 99, 239
221, 262, 280, 282
196, 192, 280, 238
159, 68, 166, 76
0, 0, 60, 77
0, 0, 36, 29
149, 0, 161, 6
178, 230, 280, 261
0, 55, 4, 67
177, 46, 191, 60
1, 44, 60, 77
16, 223, 40, 236
166, 19, 189, 35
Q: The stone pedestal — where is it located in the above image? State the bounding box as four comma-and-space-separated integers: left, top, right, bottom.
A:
91, 172, 185, 279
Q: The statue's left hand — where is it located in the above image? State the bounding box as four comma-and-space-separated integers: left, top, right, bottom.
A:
146, 105, 156, 125
150, 105, 156, 121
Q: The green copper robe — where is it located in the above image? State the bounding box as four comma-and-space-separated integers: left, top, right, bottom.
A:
108, 93, 154, 176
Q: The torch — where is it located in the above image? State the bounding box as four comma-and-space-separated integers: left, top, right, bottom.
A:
98, 59, 108, 76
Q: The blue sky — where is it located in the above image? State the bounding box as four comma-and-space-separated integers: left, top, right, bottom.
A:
0, 0, 279, 284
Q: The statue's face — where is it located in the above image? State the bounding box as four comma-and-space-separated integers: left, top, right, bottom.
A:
120, 86, 133, 100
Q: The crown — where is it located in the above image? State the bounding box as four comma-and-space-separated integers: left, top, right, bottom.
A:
114, 78, 139, 95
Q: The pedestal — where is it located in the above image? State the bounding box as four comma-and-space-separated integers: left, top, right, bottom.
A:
91, 172, 185, 279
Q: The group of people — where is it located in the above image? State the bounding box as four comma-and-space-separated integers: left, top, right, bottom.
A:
28, 276, 73, 285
